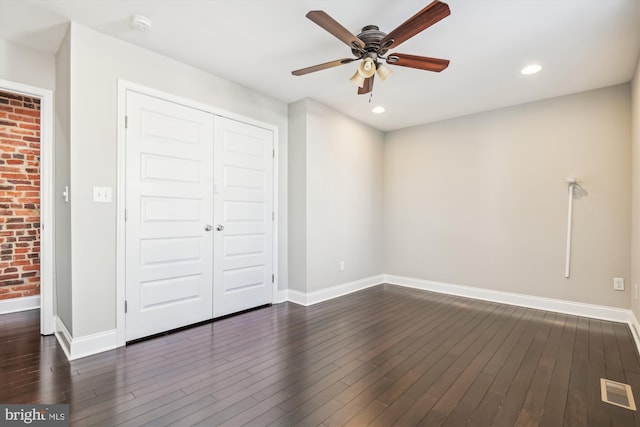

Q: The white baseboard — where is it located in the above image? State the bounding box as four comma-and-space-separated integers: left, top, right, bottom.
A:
275, 289, 289, 304
0, 295, 40, 314
384, 274, 632, 323
48, 274, 640, 360
54, 316, 117, 360
54, 316, 73, 360
287, 275, 385, 306
279, 274, 640, 356
629, 311, 640, 355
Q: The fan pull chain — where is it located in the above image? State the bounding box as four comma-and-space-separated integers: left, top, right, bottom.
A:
368, 91, 373, 103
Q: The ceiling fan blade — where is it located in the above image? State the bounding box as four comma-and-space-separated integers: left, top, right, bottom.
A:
306, 11, 365, 50
380, 0, 450, 50
358, 76, 374, 95
386, 53, 449, 72
292, 58, 356, 76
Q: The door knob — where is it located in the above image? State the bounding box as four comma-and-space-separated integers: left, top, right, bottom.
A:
205, 225, 213, 231
216, 225, 224, 231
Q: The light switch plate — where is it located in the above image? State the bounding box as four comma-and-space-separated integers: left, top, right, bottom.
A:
93, 186, 112, 203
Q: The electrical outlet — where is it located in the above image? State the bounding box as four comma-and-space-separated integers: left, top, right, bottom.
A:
613, 278, 624, 291
339, 261, 345, 272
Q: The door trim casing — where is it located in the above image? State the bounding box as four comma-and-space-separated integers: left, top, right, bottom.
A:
115, 80, 279, 347
0, 79, 54, 335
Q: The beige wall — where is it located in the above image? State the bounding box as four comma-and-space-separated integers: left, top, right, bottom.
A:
632, 57, 640, 318
384, 85, 632, 308
288, 99, 384, 293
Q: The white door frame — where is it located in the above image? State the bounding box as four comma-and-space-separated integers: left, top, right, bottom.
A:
115, 80, 279, 347
0, 79, 55, 335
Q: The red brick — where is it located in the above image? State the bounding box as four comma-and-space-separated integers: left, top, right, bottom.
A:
6, 223, 32, 230
18, 123, 40, 131
13, 108, 39, 118
10, 283, 38, 291
0, 91, 40, 299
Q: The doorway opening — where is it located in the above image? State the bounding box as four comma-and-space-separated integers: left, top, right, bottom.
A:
0, 90, 41, 307
0, 80, 54, 335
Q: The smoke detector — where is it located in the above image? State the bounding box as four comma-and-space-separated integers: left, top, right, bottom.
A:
130, 14, 152, 31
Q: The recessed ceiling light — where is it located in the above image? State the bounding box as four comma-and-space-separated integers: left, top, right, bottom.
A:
130, 14, 152, 31
372, 106, 385, 114
521, 64, 542, 75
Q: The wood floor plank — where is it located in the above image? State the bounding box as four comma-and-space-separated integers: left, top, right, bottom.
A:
564, 316, 590, 427
539, 314, 578, 427
512, 313, 566, 426
414, 305, 523, 426
389, 304, 519, 426
2, 284, 640, 426
490, 310, 555, 427
439, 305, 529, 427
466, 309, 543, 425
586, 318, 617, 427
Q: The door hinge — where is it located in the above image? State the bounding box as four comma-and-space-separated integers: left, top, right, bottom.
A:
272, 212, 274, 221
124, 209, 128, 221
272, 149, 275, 159
125, 300, 128, 314
272, 274, 275, 283
125, 115, 128, 129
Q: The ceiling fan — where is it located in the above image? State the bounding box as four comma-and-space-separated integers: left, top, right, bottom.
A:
291, 0, 451, 95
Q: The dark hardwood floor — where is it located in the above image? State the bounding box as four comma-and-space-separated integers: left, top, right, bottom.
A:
2, 284, 640, 426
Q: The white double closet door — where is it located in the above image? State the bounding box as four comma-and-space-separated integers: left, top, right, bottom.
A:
124, 91, 274, 342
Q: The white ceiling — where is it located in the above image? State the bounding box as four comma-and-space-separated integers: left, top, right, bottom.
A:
1, 0, 639, 131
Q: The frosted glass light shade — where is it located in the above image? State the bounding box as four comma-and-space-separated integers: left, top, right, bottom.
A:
376, 64, 392, 81
350, 70, 365, 88
358, 58, 376, 78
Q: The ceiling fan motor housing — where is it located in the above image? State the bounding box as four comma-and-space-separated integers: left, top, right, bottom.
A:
352, 25, 391, 58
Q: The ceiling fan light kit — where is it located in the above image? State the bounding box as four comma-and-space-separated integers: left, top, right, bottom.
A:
292, 0, 451, 95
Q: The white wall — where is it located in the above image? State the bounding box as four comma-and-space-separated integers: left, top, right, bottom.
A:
631, 57, 640, 318
288, 99, 384, 293
66, 23, 288, 338
384, 85, 631, 308
54, 29, 72, 333
0, 40, 55, 90
288, 100, 308, 293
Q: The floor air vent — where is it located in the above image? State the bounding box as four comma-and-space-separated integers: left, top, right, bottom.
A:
600, 378, 636, 410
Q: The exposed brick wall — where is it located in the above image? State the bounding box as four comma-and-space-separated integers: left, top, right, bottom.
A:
0, 91, 41, 301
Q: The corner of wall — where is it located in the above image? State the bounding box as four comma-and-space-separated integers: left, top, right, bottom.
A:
287, 99, 308, 293
54, 26, 73, 335
631, 55, 640, 319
